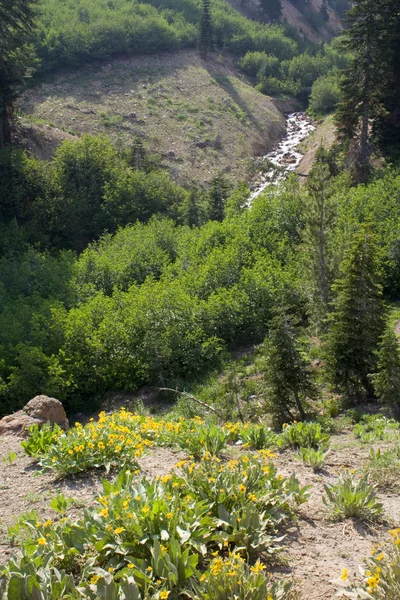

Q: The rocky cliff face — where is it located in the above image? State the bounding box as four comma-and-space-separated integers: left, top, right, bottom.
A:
225, 0, 348, 42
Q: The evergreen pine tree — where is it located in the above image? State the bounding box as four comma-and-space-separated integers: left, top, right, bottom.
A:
208, 174, 230, 222
320, 0, 329, 22
326, 227, 386, 403
130, 136, 146, 171
335, 0, 400, 181
198, 0, 214, 60
372, 326, 400, 418
301, 162, 336, 330
263, 311, 317, 423
179, 188, 209, 227
0, 0, 37, 147
259, 0, 282, 22
372, 0, 400, 155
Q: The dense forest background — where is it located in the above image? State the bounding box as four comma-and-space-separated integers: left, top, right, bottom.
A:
0, 0, 400, 423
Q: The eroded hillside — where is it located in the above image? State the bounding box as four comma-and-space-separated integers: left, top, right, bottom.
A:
18, 51, 285, 185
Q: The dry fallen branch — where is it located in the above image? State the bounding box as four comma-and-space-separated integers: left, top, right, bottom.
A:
158, 387, 222, 417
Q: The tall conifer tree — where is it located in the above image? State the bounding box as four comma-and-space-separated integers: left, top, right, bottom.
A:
372, 1, 400, 154
208, 174, 230, 222
259, 0, 282, 22
373, 326, 400, 418
199, 0, 214, 60
263, 311, 317, 423
320, 0, 329, 22
301, 162, 336, 330
335, 0, 400, 180
0, 0, 37, 147
326, 227, 386, 402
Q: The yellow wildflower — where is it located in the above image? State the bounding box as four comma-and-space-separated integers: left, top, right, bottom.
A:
114, 527, 125, 535
250, 561, 266, 574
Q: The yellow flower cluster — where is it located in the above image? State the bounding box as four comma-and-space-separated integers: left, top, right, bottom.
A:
366, 568, 381, 592
389, 528, 400, 545
43, 409, 195, 474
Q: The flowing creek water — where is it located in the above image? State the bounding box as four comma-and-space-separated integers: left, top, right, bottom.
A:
249, 112, 315, 202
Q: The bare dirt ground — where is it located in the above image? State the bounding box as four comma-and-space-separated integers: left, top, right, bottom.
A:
274, 431, 400, 599
17, 50, 285, 186
1, 426, 399, 599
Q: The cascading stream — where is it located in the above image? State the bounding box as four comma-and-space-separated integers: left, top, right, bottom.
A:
249, 112, 315, 202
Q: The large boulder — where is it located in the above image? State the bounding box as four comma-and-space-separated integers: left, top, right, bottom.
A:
0, 395, 69, 438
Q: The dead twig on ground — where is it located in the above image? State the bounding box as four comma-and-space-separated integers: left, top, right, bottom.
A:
158, 387, 222, 417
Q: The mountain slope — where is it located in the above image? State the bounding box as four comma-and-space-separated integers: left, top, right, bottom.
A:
18, 51, 285, 185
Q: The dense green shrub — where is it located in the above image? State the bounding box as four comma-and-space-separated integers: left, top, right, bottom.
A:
0, 165, 305, 412
32, 0, 298, 73
308, 71, 342, 115
238, 42, 350, 101
35, 0, 196, 70
237, 52, 280, 79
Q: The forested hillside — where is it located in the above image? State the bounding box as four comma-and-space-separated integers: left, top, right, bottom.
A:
0, 0, 399, 420
14, 0, 349, 175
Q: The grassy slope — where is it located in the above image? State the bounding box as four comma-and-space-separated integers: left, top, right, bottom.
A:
18, 51, 285, 186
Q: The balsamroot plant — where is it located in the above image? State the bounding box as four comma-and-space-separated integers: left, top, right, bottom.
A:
177, 420, 230, 457
238, 423, 278, 450
21, 422, 63, 457
297, 446, 330, 472
338, 529, 400, 599
280, 421, 330, 450
323, 471, 383, 521
189, 553, 292, 600
0, 454, 305, 599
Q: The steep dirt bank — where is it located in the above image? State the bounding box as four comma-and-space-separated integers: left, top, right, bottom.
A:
17, 51, 285, 186
296, 115, 336, 176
